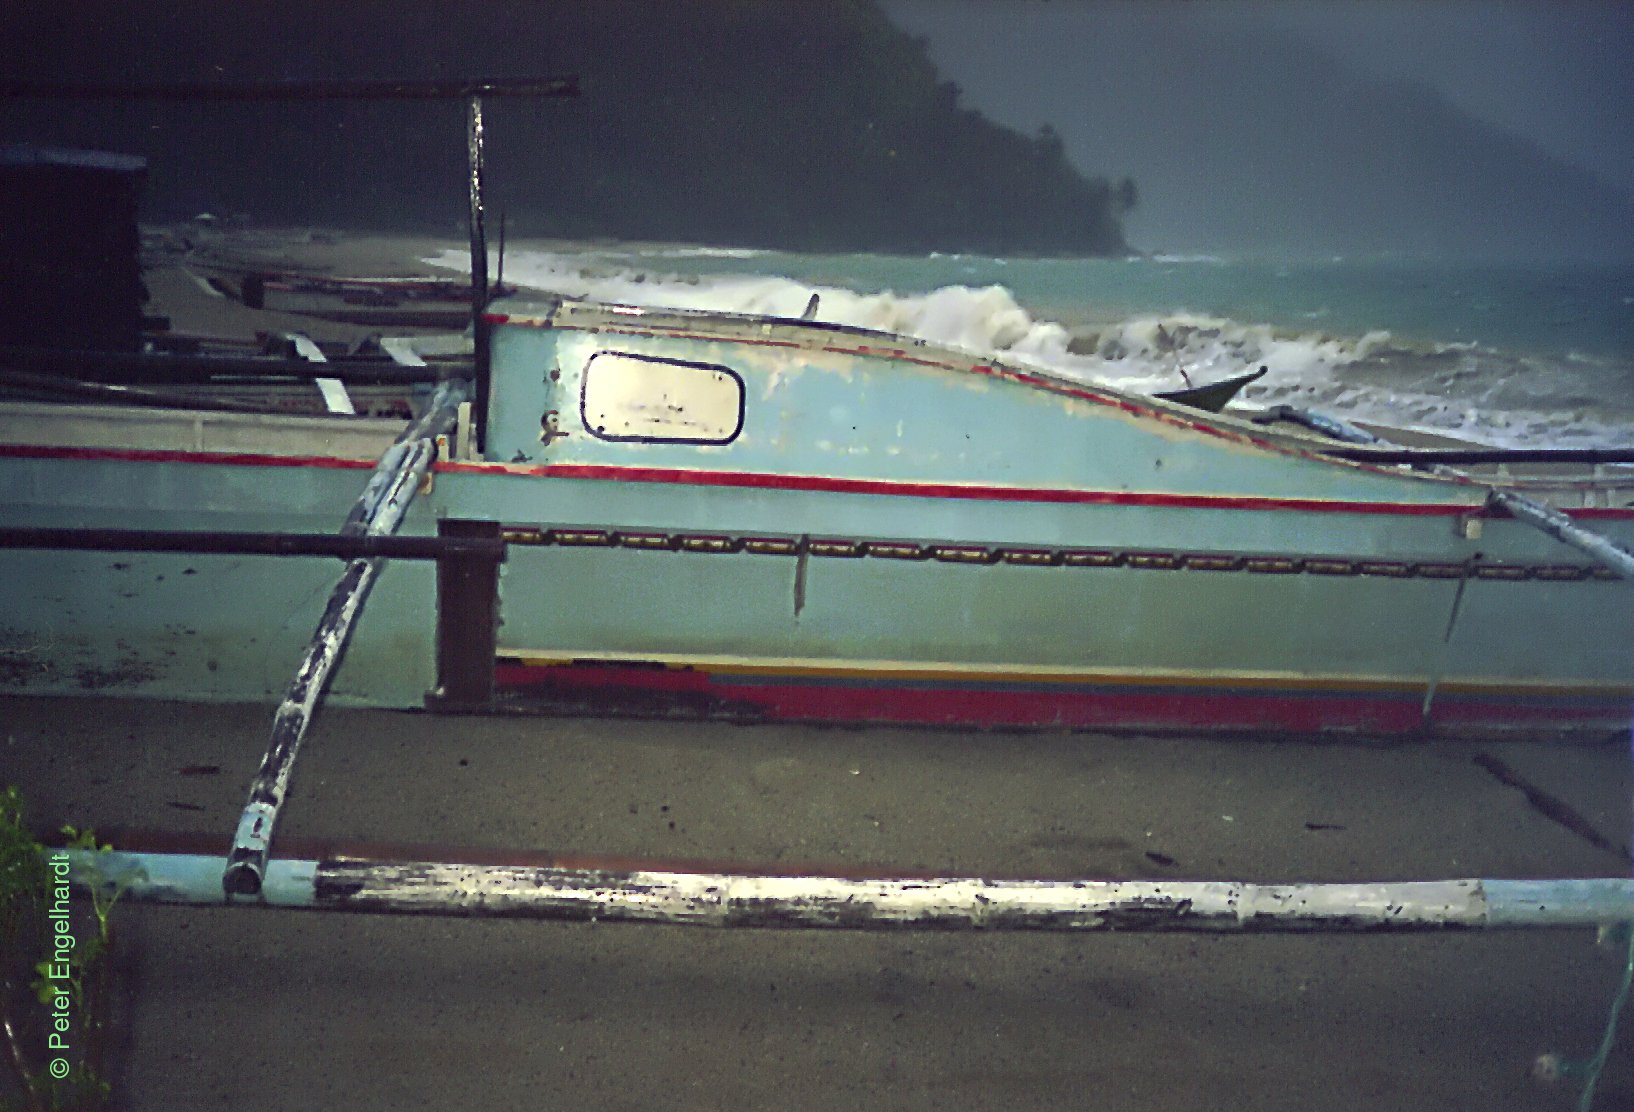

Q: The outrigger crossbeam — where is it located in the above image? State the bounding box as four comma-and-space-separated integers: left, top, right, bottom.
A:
0, 76, 579, 101
0, 526, 504, 562
221, 380, 466, 896
59, 833, 1634, 933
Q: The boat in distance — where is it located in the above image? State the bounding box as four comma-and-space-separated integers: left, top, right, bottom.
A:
5, 290, 1633, 737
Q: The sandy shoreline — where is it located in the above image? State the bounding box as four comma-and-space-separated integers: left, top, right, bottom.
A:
147, 223, 703, 283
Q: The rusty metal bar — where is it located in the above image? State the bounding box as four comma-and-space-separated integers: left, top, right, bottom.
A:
0, 76, 579, 101
0, 525, 504, 561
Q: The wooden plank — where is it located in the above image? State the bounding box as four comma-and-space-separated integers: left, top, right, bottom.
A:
429, 519, 501, 711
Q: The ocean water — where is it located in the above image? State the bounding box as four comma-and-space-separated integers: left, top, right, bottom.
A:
429, 245, 1634, 449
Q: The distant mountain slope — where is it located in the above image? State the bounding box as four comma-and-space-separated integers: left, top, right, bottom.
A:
0, 0, 1131, 255
887, 3, 1634, 261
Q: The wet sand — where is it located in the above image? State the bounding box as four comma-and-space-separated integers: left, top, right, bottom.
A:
4, 694, 1634, 1110
141, 225, 472, 346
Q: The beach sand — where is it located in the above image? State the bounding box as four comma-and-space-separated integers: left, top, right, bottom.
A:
3, 695, 1632, 1109
5, 228, 1632, 1108
140, 225, 473, 346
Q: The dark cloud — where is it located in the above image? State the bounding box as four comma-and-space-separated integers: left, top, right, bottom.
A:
1246, 0, 1634, 191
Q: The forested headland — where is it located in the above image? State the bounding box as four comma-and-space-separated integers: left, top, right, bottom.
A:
2, 0, 1134, 255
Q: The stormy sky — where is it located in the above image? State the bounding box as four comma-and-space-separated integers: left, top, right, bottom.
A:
6, 1, 1632, 259
884, 0, 1634, 258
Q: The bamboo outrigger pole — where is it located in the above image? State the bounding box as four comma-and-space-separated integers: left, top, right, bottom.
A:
213, 75, 573, 895
1489, 488, 1634, 582
1261, 405, 1634, 581
72, 844, 1634, 932
222, 383, 463, 896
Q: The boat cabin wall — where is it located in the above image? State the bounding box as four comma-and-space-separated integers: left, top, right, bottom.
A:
484, 305, 1472, 512
486, 308, 1146, 482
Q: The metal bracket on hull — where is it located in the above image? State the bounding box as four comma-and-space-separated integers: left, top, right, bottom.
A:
427, 519, 503, 713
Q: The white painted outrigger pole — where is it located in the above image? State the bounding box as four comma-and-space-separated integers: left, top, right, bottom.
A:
76, 848, 1634, 932
222, 382, 465, 897
1489, 488, 1634, 582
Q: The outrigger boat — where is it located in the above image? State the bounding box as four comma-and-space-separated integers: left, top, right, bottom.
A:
6, 77, 1634, 943
3, 87, 1634, 741
7, 271, 1634, 736
1153, 363, 1265, 412
455, 296, 1634, 736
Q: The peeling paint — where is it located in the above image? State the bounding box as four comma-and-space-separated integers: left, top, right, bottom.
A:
225, 387, 461, 895
306, 862, 1492, 932
71, 846, 1634, 932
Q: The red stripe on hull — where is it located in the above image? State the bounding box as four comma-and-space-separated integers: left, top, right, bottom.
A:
6, 444, 1631, 522
435, 460, 1493, 518
0, 443, 375, 471
493, 663, 1627, 735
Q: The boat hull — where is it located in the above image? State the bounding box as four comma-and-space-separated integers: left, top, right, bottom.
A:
2, 440, 1630, 736
0, 441, 437, 707
4, 298, 1632, 737
464, 489, 1629, 736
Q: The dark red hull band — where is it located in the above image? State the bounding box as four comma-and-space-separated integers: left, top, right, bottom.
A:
494, 661, 1630, 735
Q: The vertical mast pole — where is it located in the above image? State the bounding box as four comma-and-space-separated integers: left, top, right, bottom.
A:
496, 209, 507, 293
467, 93, 491, 455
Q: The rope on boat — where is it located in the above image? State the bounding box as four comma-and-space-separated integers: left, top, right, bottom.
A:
222, 382, 465, 897
1251, 404, 1382, 445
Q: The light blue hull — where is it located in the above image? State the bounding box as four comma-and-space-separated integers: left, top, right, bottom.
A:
3, 299, 1631, 734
